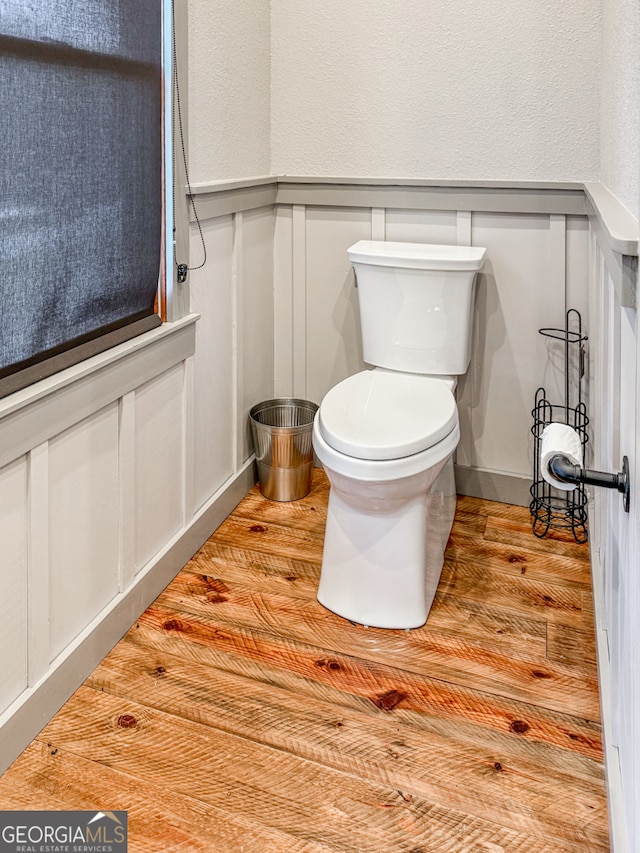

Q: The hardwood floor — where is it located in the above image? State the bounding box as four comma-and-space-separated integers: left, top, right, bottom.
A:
0, 470, 609, 852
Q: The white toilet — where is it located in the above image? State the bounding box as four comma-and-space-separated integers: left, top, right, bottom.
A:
313, 240, 486, 629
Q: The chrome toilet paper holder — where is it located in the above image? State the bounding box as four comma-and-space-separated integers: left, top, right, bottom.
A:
548, 454, 630, 513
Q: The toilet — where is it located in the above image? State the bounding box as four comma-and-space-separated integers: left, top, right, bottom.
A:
312, 240, 486, 629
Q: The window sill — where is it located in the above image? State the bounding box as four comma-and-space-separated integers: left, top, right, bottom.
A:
0, 314, 198, 470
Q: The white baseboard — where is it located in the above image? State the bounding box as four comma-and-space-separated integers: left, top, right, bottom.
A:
0, 460, 257, 776
454, 464, 532, 506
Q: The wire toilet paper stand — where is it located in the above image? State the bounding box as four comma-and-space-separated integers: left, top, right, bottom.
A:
530, 309, 589, 542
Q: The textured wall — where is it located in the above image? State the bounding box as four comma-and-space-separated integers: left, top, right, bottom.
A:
187, 0, 271, 182
271, 0, 601, 181
600, 0, 640, 219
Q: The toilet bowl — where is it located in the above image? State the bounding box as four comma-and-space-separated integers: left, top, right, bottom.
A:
313, 368, 459, 629
313, 240, 486, 630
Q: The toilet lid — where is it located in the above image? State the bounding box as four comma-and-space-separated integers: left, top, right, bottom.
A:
318, 370, 458, 460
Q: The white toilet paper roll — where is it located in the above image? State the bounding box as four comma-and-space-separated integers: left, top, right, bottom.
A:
540, 423, 583, 491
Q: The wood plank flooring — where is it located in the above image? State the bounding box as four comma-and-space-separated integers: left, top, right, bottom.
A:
0, 470, 609, 852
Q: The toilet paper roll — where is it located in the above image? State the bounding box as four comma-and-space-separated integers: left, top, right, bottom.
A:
540, 423, 583, 491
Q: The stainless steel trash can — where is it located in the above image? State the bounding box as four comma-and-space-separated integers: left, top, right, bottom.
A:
249, 398, 319, 501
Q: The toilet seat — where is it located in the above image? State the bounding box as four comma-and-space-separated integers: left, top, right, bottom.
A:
313, 415, 460, 482
317, 369, 457, 460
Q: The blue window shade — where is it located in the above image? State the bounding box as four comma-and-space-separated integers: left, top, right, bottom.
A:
0, 0, 163, 397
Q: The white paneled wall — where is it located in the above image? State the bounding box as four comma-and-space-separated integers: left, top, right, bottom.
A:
588, 221, 639, 853
272, 193, 590, 503
0, 196, 275, 772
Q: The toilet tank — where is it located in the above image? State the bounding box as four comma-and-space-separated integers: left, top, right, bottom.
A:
347, 240, 486, 375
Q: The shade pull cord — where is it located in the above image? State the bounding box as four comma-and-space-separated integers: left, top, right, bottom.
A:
171, 0, 206, 283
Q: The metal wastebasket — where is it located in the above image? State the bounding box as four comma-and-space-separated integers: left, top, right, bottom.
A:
249, 398, 318, 501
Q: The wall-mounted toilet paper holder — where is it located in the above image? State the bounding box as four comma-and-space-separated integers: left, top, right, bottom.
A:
548, 454, 630, 513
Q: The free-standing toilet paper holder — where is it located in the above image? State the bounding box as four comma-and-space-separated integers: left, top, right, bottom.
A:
547, 454, 630, 513
531, 309, 631, 541
530, 309, 590, 541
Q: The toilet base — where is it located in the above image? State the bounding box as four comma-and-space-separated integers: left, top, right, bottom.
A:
317, 457, 456, 629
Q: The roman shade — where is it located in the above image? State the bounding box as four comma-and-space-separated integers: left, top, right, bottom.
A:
0, 0, 163, 397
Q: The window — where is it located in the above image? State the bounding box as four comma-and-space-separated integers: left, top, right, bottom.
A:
0, 0, 168, 398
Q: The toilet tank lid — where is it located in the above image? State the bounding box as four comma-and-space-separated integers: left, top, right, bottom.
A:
347, 240, 486, 271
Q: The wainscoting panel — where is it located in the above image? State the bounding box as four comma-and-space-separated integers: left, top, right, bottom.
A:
48, 404, 120, 661
273, 205, 295, 397
566, 216, 591, 332
304, 207, 371, 405
134, 364, 185, 575
468, 213, 567, 477
188, 215, 235, 516
239, 206, 276, 463
0, 456, 28, 715
385, 207, 458, 245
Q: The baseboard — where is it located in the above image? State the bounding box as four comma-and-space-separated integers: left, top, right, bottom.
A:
454, 464, 531, 506
0, 460, 257, 776
589, 539, 630, 853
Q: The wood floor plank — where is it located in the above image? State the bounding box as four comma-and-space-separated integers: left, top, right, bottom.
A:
84, 638, 608, 848
445, 531, 593, 587
185, 541, 320, 601
547, 623, 598, 673
0, 741, 329, 853
133, 605, 604, 764
213, 514, 325, 562
36, 686, 605, 853
155, 570, 601, 718
232, 475, 329, 533
438, 559, 588, 630
483, 516, 590, 562
183, 543, 550, 663
450, 509, 489, 539
428, 592, 548, 659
